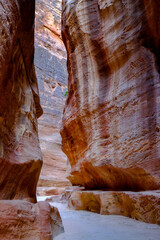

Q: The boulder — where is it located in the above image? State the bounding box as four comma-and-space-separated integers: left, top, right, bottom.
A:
0, 200, 64, 240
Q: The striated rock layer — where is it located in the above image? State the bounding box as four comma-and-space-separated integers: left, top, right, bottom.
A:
35, 0, 70, 188
0, 0, 63, 239
61, 0, 160, 190
0, 0, 42, 203
68, 190, 160, 225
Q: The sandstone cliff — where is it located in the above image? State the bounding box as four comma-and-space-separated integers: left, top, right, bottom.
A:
0, 0, 42, 203
0, 0, 63, 238
61, 0, 160, 191
35, 0, 70, 188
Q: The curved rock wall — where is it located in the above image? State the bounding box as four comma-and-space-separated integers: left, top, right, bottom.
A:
61, 0, 160, 190
35, 0, 70, 188
0, 0, 43, 203
0, 1, 63, 238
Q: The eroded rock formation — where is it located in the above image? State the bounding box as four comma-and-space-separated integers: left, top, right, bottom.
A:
0, 0, 63, 238
35, 0, 70, 188
0, 200, 63, 240
0, 0, 42, 203
61, 0, 160, 191
68, 190, 160, 225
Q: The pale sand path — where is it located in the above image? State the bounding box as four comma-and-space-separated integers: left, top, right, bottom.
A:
49, 202, 160, 240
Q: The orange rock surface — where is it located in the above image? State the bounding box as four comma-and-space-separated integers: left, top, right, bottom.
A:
68, 190, 160, 224
0, 0, 42, 203
61, 0, 160, 190
0, 0, 63, 238
0, 200, 63, 240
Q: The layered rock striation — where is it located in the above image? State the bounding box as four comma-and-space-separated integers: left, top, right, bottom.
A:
0, 0, 63, 238
61, 0, 160, 190
35, 0, 70, 188
68, 190, 160, 225
0, 0, 42, 203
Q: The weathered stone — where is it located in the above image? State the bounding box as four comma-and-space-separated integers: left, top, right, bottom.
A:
0, 200, 64, 240
35, 0, 70, 188
61, 0, 160, 190
37, 187, 66, 197
0, 0, 63, 239
68, 190, 160, 225
0, 0, 42, 203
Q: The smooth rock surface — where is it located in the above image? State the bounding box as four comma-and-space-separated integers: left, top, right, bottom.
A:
35, 0, 70, 188
68, 190, 160, 224
0, 200, 64, 240
0, 1, 64, 239
0, 0, 42, 203
52, 202, 160, 240
61, 0, 160, 190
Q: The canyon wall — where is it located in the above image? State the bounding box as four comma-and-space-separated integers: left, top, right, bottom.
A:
0, 0, 63, 238
0, 0, 42, 203
61, 0, 160, 191
35, 0, 70, 188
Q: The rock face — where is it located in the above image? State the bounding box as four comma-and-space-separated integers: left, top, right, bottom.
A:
35, 0, 70, 188
0, 0, 42, 203
0, 200, 63, 240
0, 0, 63, 238
61, 0, 160, 190
68, 190, 160, 225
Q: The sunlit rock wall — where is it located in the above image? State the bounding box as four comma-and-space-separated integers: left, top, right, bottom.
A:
61, 0, 160, 190
35, 0, 69, 187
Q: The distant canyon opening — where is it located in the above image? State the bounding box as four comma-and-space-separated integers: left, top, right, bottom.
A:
34, 0, 70, 197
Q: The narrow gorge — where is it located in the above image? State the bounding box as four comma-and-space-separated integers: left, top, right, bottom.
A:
0, 0, 160, 239
34, 0, 70, 192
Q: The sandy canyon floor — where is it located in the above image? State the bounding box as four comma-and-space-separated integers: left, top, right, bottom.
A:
37, 198, 160, 240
